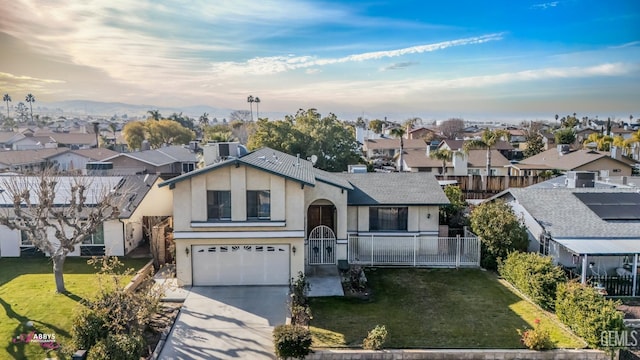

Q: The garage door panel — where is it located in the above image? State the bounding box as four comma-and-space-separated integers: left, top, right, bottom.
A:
192, 244, 290, 286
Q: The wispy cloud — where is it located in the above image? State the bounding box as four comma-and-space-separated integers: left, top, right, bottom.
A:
381, 62, 420, 71
530, 1, 559, 10
609, 41, 640, 49
0, 72, 65, 84
210, 33, 504, 76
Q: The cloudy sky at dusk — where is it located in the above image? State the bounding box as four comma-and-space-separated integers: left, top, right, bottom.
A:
0, 0, 638, 121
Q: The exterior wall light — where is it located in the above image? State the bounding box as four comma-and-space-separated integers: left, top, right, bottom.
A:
185, 246, 190, 257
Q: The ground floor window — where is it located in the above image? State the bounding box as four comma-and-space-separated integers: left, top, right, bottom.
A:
83, 223, 105, 245
369, 207, 408, 231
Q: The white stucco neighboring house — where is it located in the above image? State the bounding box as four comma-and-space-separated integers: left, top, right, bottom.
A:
0, 175, 173, 258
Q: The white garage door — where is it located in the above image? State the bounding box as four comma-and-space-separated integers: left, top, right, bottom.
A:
192, 244, 290, 286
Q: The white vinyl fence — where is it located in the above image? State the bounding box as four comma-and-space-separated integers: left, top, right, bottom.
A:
347, 233, 480, 267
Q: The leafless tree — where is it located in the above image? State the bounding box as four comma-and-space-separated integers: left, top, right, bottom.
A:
229, 110, 252, 123
0, 171, 130, 293
439, 118, 465, 139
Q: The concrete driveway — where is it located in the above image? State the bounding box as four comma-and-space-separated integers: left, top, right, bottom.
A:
158, 286, 289, 360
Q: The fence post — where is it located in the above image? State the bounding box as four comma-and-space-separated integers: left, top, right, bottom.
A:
476, 236, 481, 266
456, 235, 461, 268
371, 235, 374, 267
413, 234, 417, 267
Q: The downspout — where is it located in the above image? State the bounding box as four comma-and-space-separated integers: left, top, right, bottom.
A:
633, 254, 638, 297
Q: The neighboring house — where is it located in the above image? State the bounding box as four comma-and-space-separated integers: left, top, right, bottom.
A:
0, 148, 68, 172
48, 148, 120, 172
515, 146, 633, 177
437, 139, 515, 160
363, 138, 426, 160
0, 175, 173, 257
466, 149, 510, 176
0, 132, 24, 149
103, 145, 198, 176
541, 132, 556, 150
11, 135, 58, 150
492, 184, 640, 291
159, 147, 453, 287
36, 132, 97, 149
408, 127, 439, 141
611, 127, 635, 140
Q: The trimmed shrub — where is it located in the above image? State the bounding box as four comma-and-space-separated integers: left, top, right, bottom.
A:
273, 324, 312, 360
555, 282, 625, 348
71, 307, 108, 350
362, 325, 388, 350
519, 319, 554, 350
87, 333, 145, 360
498, 251, 565, 310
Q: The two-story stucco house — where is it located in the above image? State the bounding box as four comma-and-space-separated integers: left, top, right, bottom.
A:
159, 147, 469, 287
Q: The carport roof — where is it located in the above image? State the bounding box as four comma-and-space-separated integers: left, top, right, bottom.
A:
555, 239, 640, 255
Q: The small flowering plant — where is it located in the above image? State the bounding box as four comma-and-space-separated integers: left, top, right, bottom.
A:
518, 318, 555, 350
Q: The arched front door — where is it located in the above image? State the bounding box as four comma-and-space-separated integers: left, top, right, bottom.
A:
308, 225, 336, 265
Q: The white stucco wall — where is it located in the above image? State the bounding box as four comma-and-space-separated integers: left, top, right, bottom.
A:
0, 225, 21, 257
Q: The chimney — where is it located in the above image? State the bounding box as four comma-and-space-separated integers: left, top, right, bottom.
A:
452, 150, 467, 176
141, 139, 151, 151
557, 144, 570, 155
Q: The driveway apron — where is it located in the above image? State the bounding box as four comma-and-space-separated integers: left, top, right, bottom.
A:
159, 286, 289, 360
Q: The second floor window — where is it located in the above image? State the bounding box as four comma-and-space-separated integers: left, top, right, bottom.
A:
369, 207, 408, 231
207, 191, 231, 220
247, 190, 270, 220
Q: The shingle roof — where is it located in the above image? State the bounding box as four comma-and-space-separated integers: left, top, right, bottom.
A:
440, 139, 514, 151
497, 188, 640, 240
159, 147, 352, 190
104, 145, 197, 167
72, 148, 120, 161
403, 149, 449, 169
37, 132, 97, 146
467, 149, 510, 168
519, 148, 631, 170
337, 172, 449, 205
364, 138, 426, 150
0, 148, 69, 166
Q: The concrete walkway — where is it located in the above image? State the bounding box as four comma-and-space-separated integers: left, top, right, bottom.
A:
158, 286, 288, 360
307, 265, 344, 297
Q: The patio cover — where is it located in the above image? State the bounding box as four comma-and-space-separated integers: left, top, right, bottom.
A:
555, 238, 640, 255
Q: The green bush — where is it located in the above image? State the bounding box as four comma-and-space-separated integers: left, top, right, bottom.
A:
87, 333, 145, 360
71, 308, 108, 349
555, 282, 625, 348
273, 324, 312, 360
362, 325, 388, 350
519, 319, 554, 350
499, 252, 565, 310
470, 200, 529, 270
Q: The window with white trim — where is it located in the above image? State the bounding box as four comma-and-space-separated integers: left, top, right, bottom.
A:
369, 207, 408, 231
83, 223, 105, 245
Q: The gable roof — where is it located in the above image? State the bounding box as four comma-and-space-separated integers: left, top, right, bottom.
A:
439, 139, 514, 151
519, 148, 632, 170
403, 149, 449, 169
0, 148, 69, 166
495, 188, 640, 243
159, 147, 353, 190
467, 149, 510, 168
104, 145, 197, 167
36, 132, 96, 146
337, 172, 449, 205
71, 148, 120, 161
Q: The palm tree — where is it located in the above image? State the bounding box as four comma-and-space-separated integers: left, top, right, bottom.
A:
247, 95, 254, 121
626, 130, 640, 159
429, 149, 455, 176
2, 94, 11, 118
463, 129, 510, 190
390, 126, 406, 172
583, 132, 613, 151
254, 97, 260, 120
25, 93, 35, 122
147, 109, 161, 120
198, 112, 209, 128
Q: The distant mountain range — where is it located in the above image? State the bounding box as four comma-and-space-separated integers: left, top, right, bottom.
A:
34, 100, 247, 120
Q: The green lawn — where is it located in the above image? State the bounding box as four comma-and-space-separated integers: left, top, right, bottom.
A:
310, 268, 585, 349
0, 256, 150, 360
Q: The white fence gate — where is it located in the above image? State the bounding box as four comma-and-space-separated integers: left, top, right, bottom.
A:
348, 234, 480, 267
308, 225, 336, 265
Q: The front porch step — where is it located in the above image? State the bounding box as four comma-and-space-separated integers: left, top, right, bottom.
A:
305, 264, 340, 277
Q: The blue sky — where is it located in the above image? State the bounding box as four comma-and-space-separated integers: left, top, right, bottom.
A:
0, 0, 638, 121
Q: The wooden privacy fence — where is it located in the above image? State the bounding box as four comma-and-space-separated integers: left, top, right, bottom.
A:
591, 275, 640, 297
348, 234, 480, 268
436, 175, 548, 197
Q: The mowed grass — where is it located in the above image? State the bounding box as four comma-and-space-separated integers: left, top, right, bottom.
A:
310, 268, 585, 349
0, 256, 150, 360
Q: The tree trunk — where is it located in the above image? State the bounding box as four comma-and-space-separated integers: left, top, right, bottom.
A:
52, 254, 67, 293
485, 148, 492, 192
